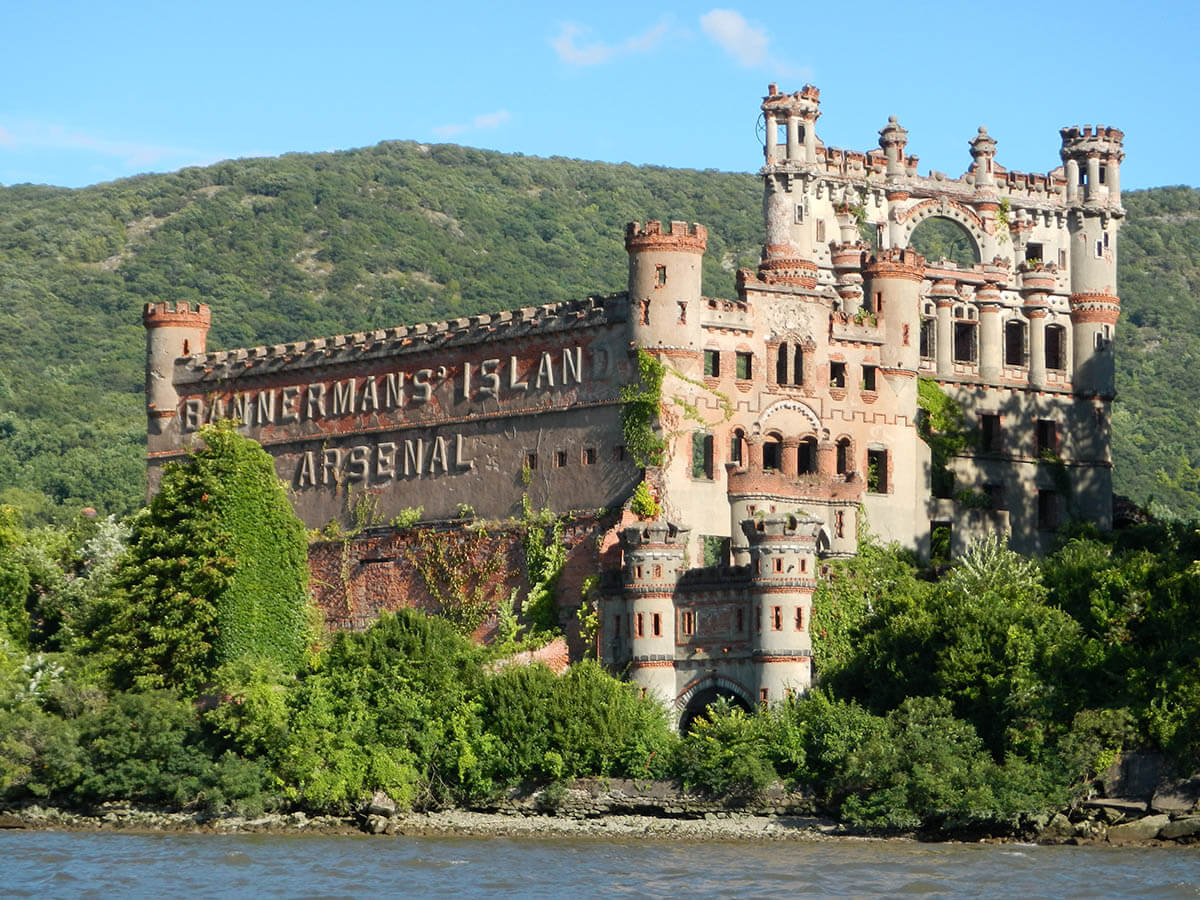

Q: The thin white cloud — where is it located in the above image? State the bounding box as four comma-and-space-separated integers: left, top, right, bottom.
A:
0, 120, 202, 168
550, 21, 670, 67
433, 109, 512, 138
700, 9, 768, 67
699, 9, 808, 77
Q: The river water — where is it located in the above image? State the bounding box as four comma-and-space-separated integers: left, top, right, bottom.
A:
3, 831, 1198, 898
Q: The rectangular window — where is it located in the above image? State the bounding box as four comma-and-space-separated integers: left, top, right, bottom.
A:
873, 291, 883, 314
652, 613, 662, 637
771, 606, 782, 630
867, 448, 889, 493
636, 613, 644, 638
862, 365, 877, 392
816, 218, 826, 243
920, 318, 935, 360
736, 608, 744, 632
835, 509, 845, 538
735, 351, 753, 380
525, 452, 537, 470
760, 688, 769, 705
1095, 240, 1104, 258
655, 265, 667, 287
1025, 242, 1044, 264
953, 321, 978, 363
554, 450, 567, 468
773, 557, 783, 573
1038, 489, 1059, 530
1036, 419, 1058, 457
981, 414, 1002, 452
691, 432, 714, 480
1059, 248, 1068, 268
582, 447, 597, 465
681, 610, 694, 637
703, 349, 720, 377
1045, 325, 1066, 370
1005, 320, 1026, 366
830, 361, 846, 388
794, 202, 805, 224
614, 614, 621, 640
795, 607, 804, 630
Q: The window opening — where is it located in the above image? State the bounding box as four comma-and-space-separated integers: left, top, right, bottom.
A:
1005, 319, 1027, 366
862, 365, 877, 392
798, 436, 817, 475
763, 434, 783, 471
1038, 489, 1059, 530
776, 344, 788, 384
704, 349, 720, 377
652, 613, 662, 637
555, 450, 567, 468
771, 606, 782, 630
1036, 419, 1057, 457
793, 345, 804, 385
691, 432, 714, 480
655, 265, 666, 287
681, 611, 694, 637
953, 321, 978, 363
1025, 242, 1044, 264
830, 361, 846, 388
867, 448, 889, 493
836, 438, 851, 475
525, 452, 537, 470
981, 414, 1002, 452
730, 429, 745, 466
920, 318, 935, 359
636, 613, 644, 638
795, 607, 804, 630
583, 447, 596, 465
1045, 324, 1066, 370
736, 351, 753, 380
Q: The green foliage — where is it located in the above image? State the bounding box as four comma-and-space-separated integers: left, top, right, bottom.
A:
620, 349, 666, 467
629, 480, 660, 519
908, 217, 979, 267
403, 525, 511, 635
520, 498, 566, 636
917, 378, 972, 499
671, 700, 778, 800
391, 506, 423, 528
99, 422, 313, 693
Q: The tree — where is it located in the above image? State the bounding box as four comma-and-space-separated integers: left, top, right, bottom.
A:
101, 421, 313, 694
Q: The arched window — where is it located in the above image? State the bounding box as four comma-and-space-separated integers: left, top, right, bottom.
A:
793, 344, 804, 385
798, 436, 817, 475
763, 433, 783, 471
836, 437, 852, 475
774, 341, 804, 386
776, 344, 788, 384
730, 428, 745, 466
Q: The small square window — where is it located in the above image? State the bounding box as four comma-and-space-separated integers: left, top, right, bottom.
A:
583, 447, 597, 465
554, 450, 567, 468
830, 361, 846, 388
735, 352, 753, 380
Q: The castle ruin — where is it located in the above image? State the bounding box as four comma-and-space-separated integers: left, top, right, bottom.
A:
143, 85, 1123, 725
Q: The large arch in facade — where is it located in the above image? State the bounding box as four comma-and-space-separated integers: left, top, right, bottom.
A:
893, 198, 986, 262
676, 674, 755, 731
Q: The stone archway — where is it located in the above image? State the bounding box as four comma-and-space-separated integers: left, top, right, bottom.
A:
677, 676, 755, 732
894, 198, 986, 263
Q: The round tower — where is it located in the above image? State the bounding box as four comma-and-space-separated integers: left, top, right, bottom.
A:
862, 248, 925, 373
1061, 124, 1124, 397
143, 301, 210, 434
758, 84, 823, 288
620, 521, 687, 707
742, 514, 819, 704
625, 220, 706, 357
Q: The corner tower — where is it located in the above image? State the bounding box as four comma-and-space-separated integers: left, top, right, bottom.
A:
625, 220, 706, 353
1061, 125, 1124, 398
620, 521, 687, 707
143, 301, 210, 436
759, 84, 823, 287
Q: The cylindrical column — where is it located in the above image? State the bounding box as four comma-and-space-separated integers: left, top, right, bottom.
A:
935, 299, 953, 376
781, 438, 799, 477
803, 115, 817, 159
817, 440, 836, 477
747, 434, 763, 472
979, 302, 1002, 384
764, 113, 777, 165
786, 115, 801, 162
1087, 156, 1101, 204
1065, 159, 1079, 203
1028, 308, 1048, 389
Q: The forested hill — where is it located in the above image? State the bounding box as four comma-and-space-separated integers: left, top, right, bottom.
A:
0, 143, 1197, 522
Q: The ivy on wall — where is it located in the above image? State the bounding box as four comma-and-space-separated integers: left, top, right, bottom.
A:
917, 377, 973, 500
620, 349, 666, 468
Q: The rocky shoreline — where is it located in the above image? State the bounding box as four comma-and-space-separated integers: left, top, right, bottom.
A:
3, 775, 1199, 847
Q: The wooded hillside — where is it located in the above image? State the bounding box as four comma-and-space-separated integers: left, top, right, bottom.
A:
0, 143, 1196, 521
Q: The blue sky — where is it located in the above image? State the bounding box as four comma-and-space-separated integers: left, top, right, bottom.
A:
1, 0, 1196, 190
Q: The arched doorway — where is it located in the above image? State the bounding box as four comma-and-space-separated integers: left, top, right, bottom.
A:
678, 680, 754, 732
908, 216, 980, 267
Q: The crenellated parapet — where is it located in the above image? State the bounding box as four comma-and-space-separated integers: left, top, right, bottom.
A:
624, 220, 707, 254
863, 247, 926, 282
143, 301, 211, 332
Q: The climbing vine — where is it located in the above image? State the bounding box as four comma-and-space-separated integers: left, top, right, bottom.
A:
620, 349, 666, 467
520, 495, 567, 635
403, 526, 511, 636
917, 377, 973, 499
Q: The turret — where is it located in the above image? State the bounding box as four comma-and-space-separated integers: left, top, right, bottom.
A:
862, 248, 925, 373
968, 126, 998, 190
143, 301, 210, 435
1061, 125, 1124, 397
742, 514, 820, 703
626, 221, 706, 354
758, 84, 824, 288
620, 521, 687, 708
878, 115, 909, 179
